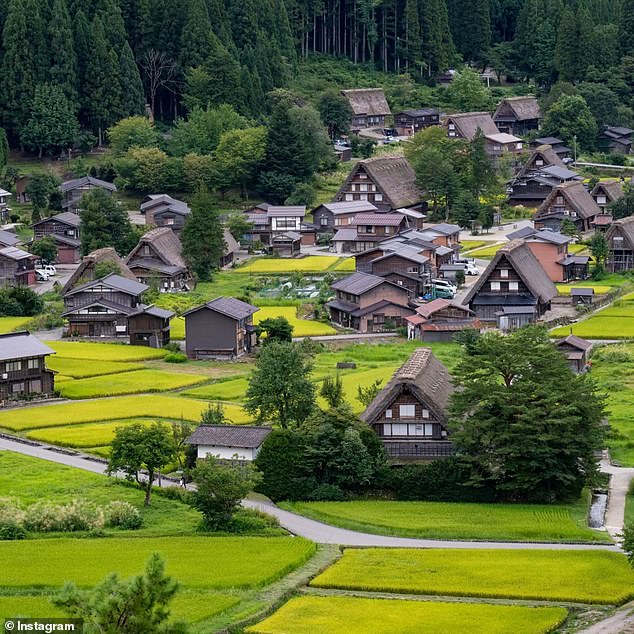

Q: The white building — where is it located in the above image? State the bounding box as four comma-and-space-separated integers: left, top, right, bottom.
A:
185, 425, 272, 462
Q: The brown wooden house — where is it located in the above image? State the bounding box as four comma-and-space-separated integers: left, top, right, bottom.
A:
534, 182, 601, 233
62, 247, 136, 293
597, 126, 633, 154
462, 240, 557, 329
555, 335, 592, 374
0, 247, 37, 287
333, 156, 426, 212
591, 180, 624, 211
606, 216, 634, 272
0, 230, 20, 248
128, 305, 174, 348
312, 201, 378, 233
380, 230, 456, 276
62, 274, 149, 338
406, 300, 480, 342
0, 331, 55, 403
493, 96, 542, 136
341, 88, 391, 131
360, 347, 454, 461
183, 296, 259, 359
332, 213, 408, 254
126, 228, 192, 292
394, 108, 440, 135
32, 211, 81, 264
220, 229, 240, 267
326, 271, 414, 332
530, 136, 572, 158
140, 194, 191, 235
60, 176, 117, 212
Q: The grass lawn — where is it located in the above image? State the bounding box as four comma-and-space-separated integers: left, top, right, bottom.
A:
466, 243, 504, 258
0, 395, 247, 431
0, 536, 315, 589
569, 243, 590, 255
0, 316, 33, 333
246, 595, 568, 634
254, 306, 336, 337
236, 256, 341, 274
56, 368, 209, 399
281, 496, 609, 543
311, 548, 634, 604
45, 341, 167, 361
46, 357, 144, 379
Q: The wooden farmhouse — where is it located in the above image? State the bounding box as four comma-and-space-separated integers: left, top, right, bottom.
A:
186, 425, 272, 462
493, 96, 542, 136
0, 246, 37, 287
597, 126, 633, 154
381, 229, 458, 276
462, 240, 557, 329
333, 157, 426, 212
60, 176, 117, 212
62, 273, 149, 339
312, 201, 378, 234
0, 331, 56, 403
128, 304, 174, 348
242, 204, 315, 252
606, 216, 634, 272
506, 227, 589, 282
507, 145, 583, 207
0, 230, 20, 248
62, 247, 136, 293
555, 335, 592, 374
126, 228, 192, 292
326, 271, 414, 332
140, 194, 191, 234
184, 297, 259, 360
341, 88, 391, 131
406, 300, 480, 342
591, 180, 624, 211
530, 136, 572, 158
534, 181, 601, 232
32, 211, 82, 264
360, 347, 454, 461
355, 245, 431, 296
0, 188, 12, 224
394, 108, 440, 135
332, 213, 407, 254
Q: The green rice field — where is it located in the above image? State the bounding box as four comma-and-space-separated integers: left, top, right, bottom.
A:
46, 357, 144, 378
246, 595, 568, 634
183, 378, 250, 402
555, 284, 612, 295
460, 240, 490, 252
311, 548, 634, 604
0, 316, 33, 333
46, 340, 167, 361
282, 497, 609, 542
466, 243, 504, 258
254, 306, 336, 337
236, 256, 341, 273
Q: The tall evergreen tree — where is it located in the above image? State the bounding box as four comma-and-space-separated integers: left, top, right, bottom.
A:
619, 0, 634, 56
48, 0, 78, 109
400, 0, 422, 73
119, 42, 146, 116
180, 0, 215, 68
555, 8, 578, 82
73, 9, 92, 125
420, 0, 455, 74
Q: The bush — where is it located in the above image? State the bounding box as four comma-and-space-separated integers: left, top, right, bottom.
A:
0, 516, 26, 540
307, 483, 345, 501
103, 501, 143, 530
163, 342, 181, 353
164, 352, 187, 363
24, 500, 104, 533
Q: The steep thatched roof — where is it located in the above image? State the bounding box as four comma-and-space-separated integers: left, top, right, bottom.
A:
494, 96, 541, 122
341, 88, 391, 116
360, 348, 453, 425
127, 227, 185, 268
591, 180, 624, 203
537, 181, 601, 221
445, 112, 499, 140
606, 216, 634, 251
223, 229, 240, 256
516, 144, 565, 179
62, 247, 135, 293
462, 240, 558, 306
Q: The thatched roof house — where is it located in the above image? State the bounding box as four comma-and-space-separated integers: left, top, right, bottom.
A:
534, 181, 601, 232
341, 88, 391, 131
493, 96, 542, 135
62, 247, 135, 293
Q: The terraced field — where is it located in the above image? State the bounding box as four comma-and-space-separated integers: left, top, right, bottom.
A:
236, 256, 342, 273
254, 306, 336, 337
0, 316, 33, 333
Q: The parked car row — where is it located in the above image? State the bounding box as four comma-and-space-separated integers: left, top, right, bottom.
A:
35, 264, 57, 282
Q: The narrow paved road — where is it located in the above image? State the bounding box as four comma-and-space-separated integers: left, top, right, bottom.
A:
601, 455, 634, 541
0, 436, 621, 551
577, 601, 634, 634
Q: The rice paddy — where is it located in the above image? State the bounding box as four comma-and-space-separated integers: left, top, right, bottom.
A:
0, 316, 33, 333
253, 306, 336, 337
46, 357, 145, 379
46, 340, 167, 361
466, 243, 505, 258
236, 256, 342, 273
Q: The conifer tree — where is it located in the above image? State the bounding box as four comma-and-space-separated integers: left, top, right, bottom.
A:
48, 0, 78, 109
119, 42, 145, 117
619, 0, 634, 56
180, 0, 215, 68
555, 9, 579, 82
400, 0, 422, 73
420, 0, 455, 75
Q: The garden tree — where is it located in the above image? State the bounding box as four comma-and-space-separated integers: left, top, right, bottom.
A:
180, 190, 225, 281
108, 422, 175, 506
452, 191, 482, 229
455, 269, 466, 287
317, 91, 352, 139
245, 341, 315, 428
478, 204, 495, 233
607, 188, 634, 220
542, 94, 598, 153
93, 260, 122, 279
349, 135, 376, 159
0, 287, 44, 316
226, 212, 253, 241
21, 84, 79, 158
445, 68, 493, 112
320, 374, 346, 409
80, 188, 137, 257
53, 554, 188, 634
256, 316, 293, 344
357, 379, 383, 408
169, 106, 246, 157
214, 127, 267, 197
467, 130, 497, 199
200, 402, 227, 425
107, 117, 159, 156
450, 326, 606, 502
190, 457, 262, 530
48, 0, 78, 108
560, 217, 580, 238
285, 183, 316, 207
170, 419, 195, 472
589, 232, 609, 267
30, 237, 58, 264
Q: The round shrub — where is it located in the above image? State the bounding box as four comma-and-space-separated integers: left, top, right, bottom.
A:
164, 352, 187, 363
0, 517, 26, 540
104, 500, 142, 530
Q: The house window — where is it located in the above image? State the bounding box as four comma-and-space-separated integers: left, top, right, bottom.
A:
27, 359, 39, 370
490, 281, 501, 291
6, 361, 22, 372
500, 269, 509, 278
360, 193, 368, 201
597, 195, 607, 204
399, 404, 416, 418
373, 313, 385, 324
556, 196, 564, 205
320, 217, 328, 226
359, 183, 368, 192
143, 245, 150, 255
422, 408, 429, 419
448, 124, 455, 130
385, 408, 392, 418
515, 143, 523, 150
359, 173, 367, 179
392, 423, 408, 435
374, 193, 383, 202
345, 193, 353, 201
365, 226, 375, 234
165, 217, 174, 225
509, 281, 519, 291
407, 266, 419, 274
536, 159, 544, 166
11, 382, 24, 393
29, 379, 41, 392
383, 424, 392, 436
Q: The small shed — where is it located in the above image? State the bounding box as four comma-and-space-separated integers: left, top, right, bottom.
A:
271, 231, 301, 258
495, 305, 536, 331
438, 264, 466, 282
185, 425, 272, 462
555, 335, 592, 373
128, 305, 174, 348
571, 288, 594, 306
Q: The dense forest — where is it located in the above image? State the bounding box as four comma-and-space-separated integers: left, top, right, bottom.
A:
0, 0, 633, 149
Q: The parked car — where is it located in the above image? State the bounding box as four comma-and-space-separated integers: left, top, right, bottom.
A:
41, 264, 57, 276
432, 286, 455, 299
455, 257, 475, 265
462, 262, 479, 276
35, 269, 49, 282
432, 279, 457, 293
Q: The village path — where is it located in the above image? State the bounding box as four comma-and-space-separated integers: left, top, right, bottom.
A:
576, 601, 634, 634
600, 454, 634, 541
0, 435, 622, 551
